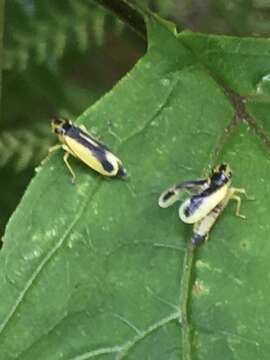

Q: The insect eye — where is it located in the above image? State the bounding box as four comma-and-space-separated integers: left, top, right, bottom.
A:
52, 118, 62, 125
52, 125, 65, 135
219, 163, 227, 172
56, 127, 65, 135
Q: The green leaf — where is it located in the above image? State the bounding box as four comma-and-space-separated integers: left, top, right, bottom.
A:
1, 16, 270, 360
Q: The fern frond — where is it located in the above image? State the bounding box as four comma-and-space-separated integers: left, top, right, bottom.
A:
4, 0, 128, 71
0, 124, 53, 171
4, 0, 177, 71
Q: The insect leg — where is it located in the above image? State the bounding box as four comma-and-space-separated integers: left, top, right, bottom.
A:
231, 195, 246, 219
48, 144, 63, 153
231, 187, 255, 200
41, 144, 63, 165
159, 178, 209, 208
63, 152, 76, 183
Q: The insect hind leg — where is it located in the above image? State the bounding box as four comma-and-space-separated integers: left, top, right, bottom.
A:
229, 187, 254, 219
231, 195, 246, 219
231, 187, 255, 200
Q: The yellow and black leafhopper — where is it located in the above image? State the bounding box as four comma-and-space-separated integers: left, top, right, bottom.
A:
50, 118, 127, 182
159, 164, 253, 246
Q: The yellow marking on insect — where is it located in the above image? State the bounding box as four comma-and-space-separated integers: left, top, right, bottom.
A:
50, 118, 127, 182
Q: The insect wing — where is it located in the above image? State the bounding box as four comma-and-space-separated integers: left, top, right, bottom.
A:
179, 183, 229, 224
159, 186, 182, 208
158, 179, 208, 208
64, 129, 120, 176
79, 126, 110, 151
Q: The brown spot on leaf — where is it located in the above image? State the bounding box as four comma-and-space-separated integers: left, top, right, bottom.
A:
193, 280, 209, 295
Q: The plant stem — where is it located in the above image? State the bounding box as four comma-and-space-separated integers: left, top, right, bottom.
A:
180, 241, 194, 360
96, 0, 147, 40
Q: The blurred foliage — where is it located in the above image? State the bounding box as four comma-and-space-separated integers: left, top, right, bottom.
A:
0, 124, 52, 171
5, 0, 270, 72
2, 0, 270, 235
138, 0, 270, 36
3, 0, 126, 71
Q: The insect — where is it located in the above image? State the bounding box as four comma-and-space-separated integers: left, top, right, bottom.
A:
50, 118, 127, 182
158, 164, 252, 246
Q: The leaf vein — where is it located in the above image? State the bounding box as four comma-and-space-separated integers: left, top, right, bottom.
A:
0, 182, 102, 336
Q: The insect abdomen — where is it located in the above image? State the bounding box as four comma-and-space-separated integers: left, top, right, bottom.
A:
191, 205, 221, 245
